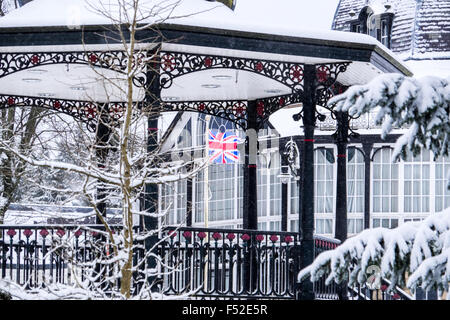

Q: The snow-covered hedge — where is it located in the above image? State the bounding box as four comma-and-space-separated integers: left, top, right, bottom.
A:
298, 208, 450, 299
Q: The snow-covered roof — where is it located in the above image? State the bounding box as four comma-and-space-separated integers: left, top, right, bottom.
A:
0, 0, 415, 141
0, 0, 384, 48
332, 0, 450, 60
1, 0, 339, 31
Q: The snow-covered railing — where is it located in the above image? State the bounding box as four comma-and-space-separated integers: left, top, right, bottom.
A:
0, 224, 139, 292
348, 279, 413, 300
0, 224, 347, 299
158, 226, 300, 299
158, 227, 343, 300
313, 236, 341, 300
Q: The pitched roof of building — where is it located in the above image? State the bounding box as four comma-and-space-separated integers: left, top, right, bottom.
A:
332, 0, 450, 60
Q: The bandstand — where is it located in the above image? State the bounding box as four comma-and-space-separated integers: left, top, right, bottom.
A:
0, 0, 412, 299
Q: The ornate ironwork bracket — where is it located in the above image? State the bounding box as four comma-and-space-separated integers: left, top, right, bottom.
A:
254, 92, 303, 128
292, 62, 352, 124
0, 51, 149, 87
161, 100, 249, 129
159, 51, 306, 92
0, 94, 127, 131
161, 92, 303, 130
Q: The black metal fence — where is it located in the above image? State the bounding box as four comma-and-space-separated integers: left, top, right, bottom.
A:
348, 280, 414, 300
156, 227, 343, 300
156, 227, 300, 299
0, 224, 411, 300
0, 225, 135, 292
312, 235, 340, 300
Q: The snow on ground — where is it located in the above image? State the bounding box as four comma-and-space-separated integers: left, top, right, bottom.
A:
405, 59, 450, 79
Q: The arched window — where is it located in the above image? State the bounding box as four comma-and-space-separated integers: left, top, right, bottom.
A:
372, 147, 398, 213
194, 115, 243, 227
161, 180, 186, 226
347, 147, 365, 213
435, 156, 450, 212
315, 148, 334, 214
314, 148, 335, 235
404, 151, 431, 213
257, 150, 282, 231
347, 147, 364, 234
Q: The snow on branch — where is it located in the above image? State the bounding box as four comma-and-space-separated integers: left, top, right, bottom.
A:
329, 74, 450, 164
298, 208, 450, 298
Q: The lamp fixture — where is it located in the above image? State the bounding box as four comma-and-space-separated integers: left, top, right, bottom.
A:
277, 166, 292, 184
212, 75, 232, 80
27, 69, 48, 74
22, 78, 42, 83
201, 84, 221, 89
70, 86, 86, 91
264, 89, 283, 94
37, 93, 55, 97
163, 96, 180, 101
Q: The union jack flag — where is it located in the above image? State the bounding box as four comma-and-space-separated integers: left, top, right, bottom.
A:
208, 130, 241, 164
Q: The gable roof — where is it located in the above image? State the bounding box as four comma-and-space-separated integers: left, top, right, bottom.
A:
332, 0, 450, 60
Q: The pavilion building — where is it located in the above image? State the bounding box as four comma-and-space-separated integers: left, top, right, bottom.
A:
157, 0, 450, 237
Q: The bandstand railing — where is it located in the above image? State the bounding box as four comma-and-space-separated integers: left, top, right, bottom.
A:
0, 224, 141, 292
312, 235, 340, 300
0, 224, 410, 300
157, 227, 341, 300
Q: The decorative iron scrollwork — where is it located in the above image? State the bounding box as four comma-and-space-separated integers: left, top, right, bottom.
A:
162, 100, 249, 130
0, 94, 127, 131
315, 62, 351, 107
0, 51, 149, 87
291, 62, 351, 124
159, 51, 305, 92
255, 92, 304, 128
162, 92, 303, 130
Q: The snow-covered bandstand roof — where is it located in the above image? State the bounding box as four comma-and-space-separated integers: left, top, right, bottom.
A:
0, 0, 411, 78
0, 0, 413, 139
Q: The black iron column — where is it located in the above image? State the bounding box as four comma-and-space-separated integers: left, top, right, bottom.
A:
334, 111, 349, 300
362, 142, 373, 229
281, 151, 288, 232
242, 100, 258, 295
93, 112, 112, 290
242, 100, 258, 230
298, 65, 316, 300
334, 111, 349, 243
95, 114, 111, 224
142, 52, 160, 291
186, 176, 193, 227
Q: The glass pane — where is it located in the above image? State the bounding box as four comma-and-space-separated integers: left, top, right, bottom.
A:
404, 165, 411, 179
373, 181, 380, 195
391, 219, 398, 229
413, 165, 420, 179
373, 164, 380, 180
348, 219, 355, 233
324, 219, 332, 234
373, 197, 380, 212
382, 197, 389, 212
422, 165, 430, 179
391, 197, 398, 212
373, 219, 380, 228
355, 219, 363, 233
